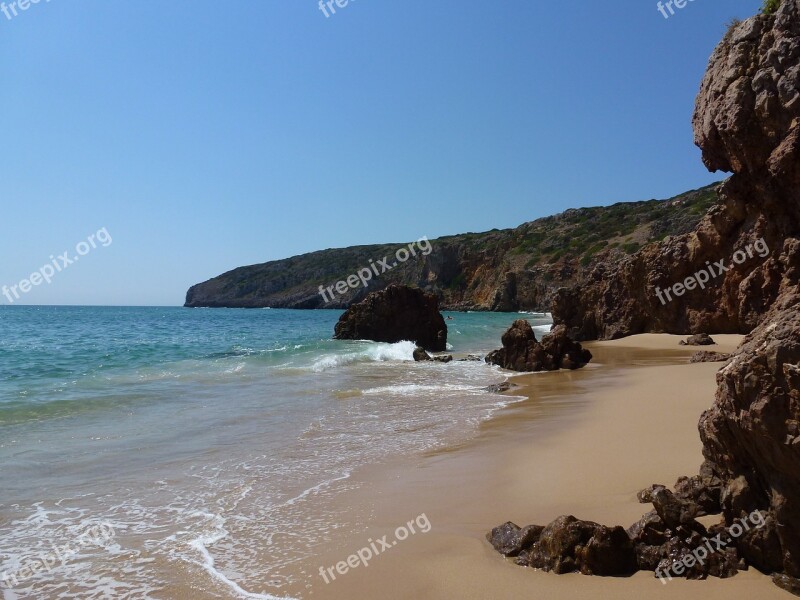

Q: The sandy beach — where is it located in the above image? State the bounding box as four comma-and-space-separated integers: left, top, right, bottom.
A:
301, 334, 790, 600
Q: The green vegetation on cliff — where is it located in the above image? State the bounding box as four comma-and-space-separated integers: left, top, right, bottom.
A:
185, 183, 720, 311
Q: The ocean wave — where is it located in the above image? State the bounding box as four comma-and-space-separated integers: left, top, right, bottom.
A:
310, 341, 417, 372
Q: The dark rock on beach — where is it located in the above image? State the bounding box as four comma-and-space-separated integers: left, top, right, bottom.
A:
673, 466, 723, 515
496, 515, 637, 576
689, 351, 731, 363
699, 288, 800, 577
680, 333, 716, 346
485, 321, 592, 372
334, 285, 447, 352
487, 522, 544, 557
773, 573, 800, 596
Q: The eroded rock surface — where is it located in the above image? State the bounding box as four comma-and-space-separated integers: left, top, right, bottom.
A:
334, 284, 447, 351
485, 321, 592, 372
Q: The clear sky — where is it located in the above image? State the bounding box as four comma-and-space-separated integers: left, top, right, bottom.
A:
0, 0, 762, 306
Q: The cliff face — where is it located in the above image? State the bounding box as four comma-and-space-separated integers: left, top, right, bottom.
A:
552, 1, 800, 340
698, 0, 800, 581
185, 186, 718, 310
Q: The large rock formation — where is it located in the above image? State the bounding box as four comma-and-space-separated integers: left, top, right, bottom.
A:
552, 0, 800, 340
699, 288, 800, 577
333, 284, 447, 352
485, 320, 592, 372
490, 2, 800, 591
184, 185, 719, 311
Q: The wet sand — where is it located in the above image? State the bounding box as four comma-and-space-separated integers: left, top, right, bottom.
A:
296, 334, 790, 600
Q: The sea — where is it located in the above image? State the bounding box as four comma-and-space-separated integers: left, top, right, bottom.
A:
0, 306, 552, 599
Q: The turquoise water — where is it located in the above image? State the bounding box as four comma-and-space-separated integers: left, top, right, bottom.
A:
0, 307, 551, 599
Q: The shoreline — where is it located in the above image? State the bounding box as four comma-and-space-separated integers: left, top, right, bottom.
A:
288, 334, 789, 599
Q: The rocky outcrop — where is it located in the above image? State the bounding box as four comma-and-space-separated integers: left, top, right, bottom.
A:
680, 333, 716, 346
689, 351, 732, 363
488, 516, 637, 576
699, 287, 800, 577
485, 321, 592, 372
184, 185, 719, 311
553, 0, 800, 340
413, 347, 432, 361
488, 478, 759, 582
333, 285, 447, 351
490, 2, 800, 592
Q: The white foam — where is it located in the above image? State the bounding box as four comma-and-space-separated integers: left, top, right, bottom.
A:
311, 341, 416, 372
186, 513, 292, 600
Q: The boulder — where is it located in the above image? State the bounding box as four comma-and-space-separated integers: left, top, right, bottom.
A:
699, 289, 800, 576
680, 333, 716, 346
499, 515, 636, 576
486, 522, 543, 557
673, 465, 723, 515
485, 321, 592, 372
413, 347, 432, 361
334, 284, 447, 351
484, 382, 517, 394
689, 351, 732, 363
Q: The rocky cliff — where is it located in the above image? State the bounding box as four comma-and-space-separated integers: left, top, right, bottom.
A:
553, 0, 800, 340
185, 185, 718, 310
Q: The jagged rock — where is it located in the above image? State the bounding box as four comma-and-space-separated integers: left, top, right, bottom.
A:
635, 544, 664, 571
577, 525, 638, 576
413, 347, 432, 361
485, 321, 591, 372
484, 382, 517, 393
700, 288, 800, 576
552, 0, 800, 341
680, 333, 716, 346
674, 466, 723, 515
690, 351, 732, 363
334, 284, 447, 351
637, 484, 666, 504
773, 573, 800, 596
627, 510, 668, 547
458, 354, 482, 362
486, 522, 543, 557
651, 486, 701, 530
502, 516, 636, 576
433, 355, 453, 363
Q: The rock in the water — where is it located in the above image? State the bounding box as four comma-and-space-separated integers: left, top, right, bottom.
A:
433, 355, 453, 363
689, 351, 732, 363
680, 333, 716, 346
413, 347, 432, 361
334, 284, 447, 352
485, 321, 592, 372
458, 354, 483, 362
484, 382, 517, 394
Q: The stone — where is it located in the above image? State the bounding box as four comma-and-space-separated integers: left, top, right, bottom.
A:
679, 333, 716, 346
334, 284, 447, 351
485, 321, 591, 372
689, 351, 732, 363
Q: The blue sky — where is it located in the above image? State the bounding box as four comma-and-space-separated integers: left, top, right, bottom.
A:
0, 0, 762, 306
